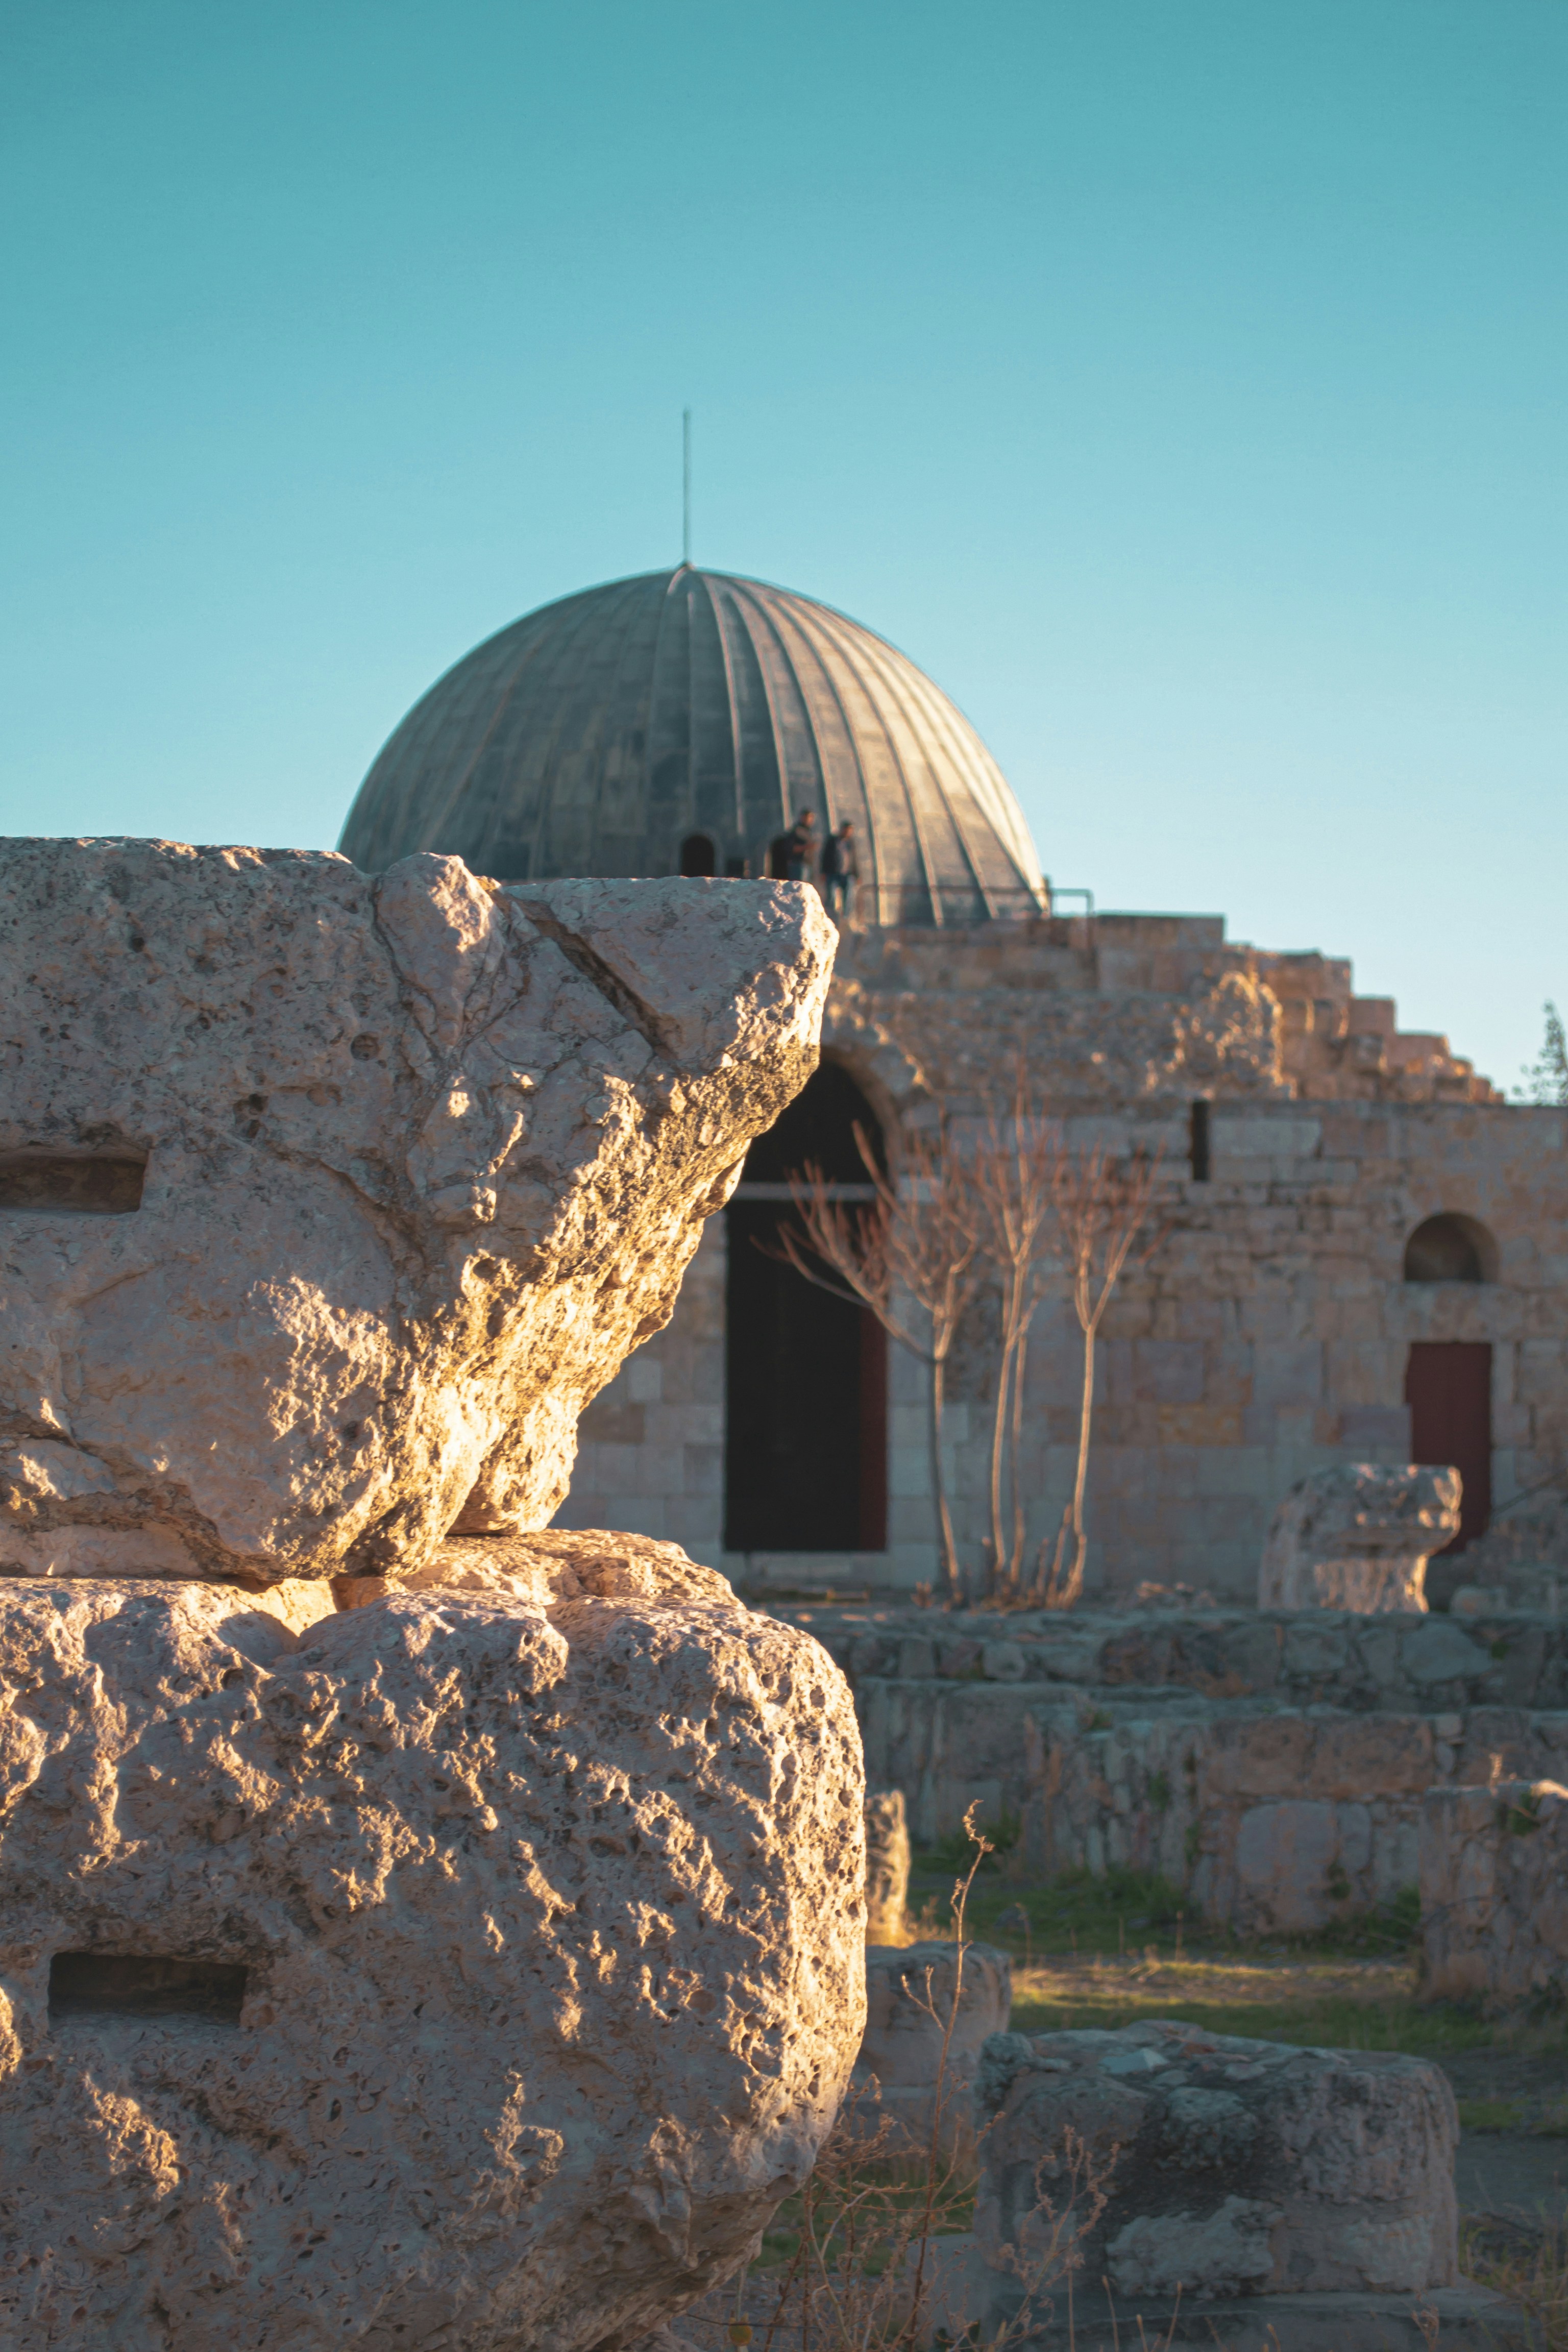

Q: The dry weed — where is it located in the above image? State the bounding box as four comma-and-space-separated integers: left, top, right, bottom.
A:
700, 1805, 1120, 2352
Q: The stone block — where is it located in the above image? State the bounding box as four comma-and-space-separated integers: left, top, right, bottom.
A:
853, 1941, 1011, 2149
864, 1789, 911, 1942
972, 2020, 1457, 2328
1258, 1463, 1461, 1612
623, 1355, 664, 1404
0, 842, 833, 1584
0, 1536, 866, 2348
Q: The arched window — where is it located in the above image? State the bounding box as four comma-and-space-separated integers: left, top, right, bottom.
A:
679, 832, 717, 877
724, 1063, 887, 1555
1404, 1213, 1497, 1284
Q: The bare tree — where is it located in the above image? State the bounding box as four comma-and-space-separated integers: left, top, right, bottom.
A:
1037, 1140, 1166, 1609
773, 1121, 979, 1602
966, 1080, 1062, 1601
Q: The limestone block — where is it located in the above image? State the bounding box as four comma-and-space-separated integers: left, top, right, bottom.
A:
0, 841, 833, 1584
0, 1536, 866, 2350
851, 1940, 1010, 2149
864, 1788, 911, 1943
972, 2020, 1458, 2322
1420, 1779, 1568, 2005
1258, 1464, 1461, 1612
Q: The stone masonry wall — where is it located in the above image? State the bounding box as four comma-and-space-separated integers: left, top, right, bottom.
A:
561, 911, 1568, 1600
766, 1601, 1568, 1933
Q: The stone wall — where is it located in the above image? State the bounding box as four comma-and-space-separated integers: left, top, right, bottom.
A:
1420, 1779, 1568, 2005
560, 909, 1568, 1602
767, 1601, 1568, 1933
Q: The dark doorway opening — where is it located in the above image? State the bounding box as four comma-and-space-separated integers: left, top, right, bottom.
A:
679, 832, 717, 876
1406, 1340, 1492, 1552
724, 1063, 888, 1554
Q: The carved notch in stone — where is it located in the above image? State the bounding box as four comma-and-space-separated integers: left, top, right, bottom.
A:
0, 1154, 146, 1214
48, 1952, 248, 2023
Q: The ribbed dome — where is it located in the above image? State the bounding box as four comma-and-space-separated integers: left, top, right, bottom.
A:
339, 567, 1045, 926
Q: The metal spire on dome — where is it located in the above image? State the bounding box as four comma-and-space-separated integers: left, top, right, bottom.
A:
682, 409, 692, 567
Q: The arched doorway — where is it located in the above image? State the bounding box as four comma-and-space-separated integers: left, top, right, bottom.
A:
679, 832, 717, 876
724, 1063, 888, 1554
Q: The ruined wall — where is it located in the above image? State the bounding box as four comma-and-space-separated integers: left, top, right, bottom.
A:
562, 911, 1568, 1601
767, 1599, 1568, 1934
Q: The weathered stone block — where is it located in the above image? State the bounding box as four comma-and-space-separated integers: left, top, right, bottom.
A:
972, 2020, 1457, 2323
1420, 1778, 1568, 2005
0, 842, 832, 1584
0, 1535, 865, 2349
852, 1940, 1010, 2148
864, 1788, 911, 1943
1258, 1464, 1461, 1612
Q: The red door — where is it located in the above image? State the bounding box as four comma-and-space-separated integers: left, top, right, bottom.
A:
1405, 1341, 1492, 1551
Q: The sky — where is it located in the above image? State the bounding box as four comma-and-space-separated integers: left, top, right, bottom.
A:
2, 0, 1562, 1092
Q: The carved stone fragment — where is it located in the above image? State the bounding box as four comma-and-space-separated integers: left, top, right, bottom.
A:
0, 842, 833, 1584
1258, 1463, 1462, 1613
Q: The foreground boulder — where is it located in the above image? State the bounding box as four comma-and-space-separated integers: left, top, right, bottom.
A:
0, 842, 834, 1584
1258, 1463, 1461, 1612
0, 1536, 866, 2350
972, 2020, 1457, 2322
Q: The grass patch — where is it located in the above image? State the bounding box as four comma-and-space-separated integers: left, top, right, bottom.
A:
909, 1861, 1423, 1967
1457, 2096, 1527, 2132
1004, 1954, 1498, 2058
909, 1862, 1194, 1956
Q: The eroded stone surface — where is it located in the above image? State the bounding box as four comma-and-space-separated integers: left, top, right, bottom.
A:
1258, 1464, 1461, 1613
0, 1535, 866, 2349
972, 2020, 1458, 2312
0, 842, 833, 1583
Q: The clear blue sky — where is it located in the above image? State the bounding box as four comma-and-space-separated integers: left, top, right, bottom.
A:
3, 1, 1562, 1090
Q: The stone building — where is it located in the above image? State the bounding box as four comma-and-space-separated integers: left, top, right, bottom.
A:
341, 563, 1568, 1605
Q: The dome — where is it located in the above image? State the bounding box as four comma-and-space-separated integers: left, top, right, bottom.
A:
339, 566, 1045, 926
